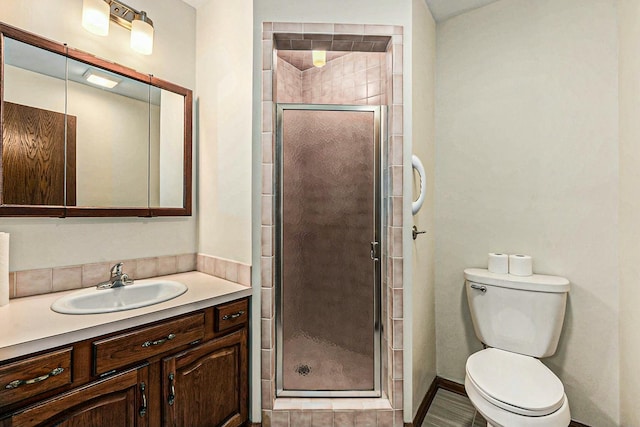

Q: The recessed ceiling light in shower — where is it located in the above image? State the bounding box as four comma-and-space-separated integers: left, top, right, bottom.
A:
312, 50, 326, 68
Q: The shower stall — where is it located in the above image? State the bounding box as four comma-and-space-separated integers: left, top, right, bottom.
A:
275, 104, 383, 397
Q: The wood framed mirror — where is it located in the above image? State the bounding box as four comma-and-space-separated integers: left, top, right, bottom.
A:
0, 22, 192, 217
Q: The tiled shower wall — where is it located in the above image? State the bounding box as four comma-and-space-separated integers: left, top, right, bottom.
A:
276, 52, 387, 105
262, 22, 404, 427
275, 59, 303, 102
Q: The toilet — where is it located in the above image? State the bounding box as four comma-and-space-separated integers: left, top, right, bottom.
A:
464, 268, 571, 427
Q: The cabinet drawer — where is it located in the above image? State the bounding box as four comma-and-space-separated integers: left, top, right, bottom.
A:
93, 313, 205, 375
0, 347, 73, 407
215, 299, 248, 333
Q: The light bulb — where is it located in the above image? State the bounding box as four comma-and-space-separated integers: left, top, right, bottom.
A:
82, 0, 110, 36
312, 50, 326, 68
131, 12, 154, 55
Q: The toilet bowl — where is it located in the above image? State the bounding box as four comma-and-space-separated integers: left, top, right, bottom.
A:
465, 348, 570, 427
463, 268, 571, 427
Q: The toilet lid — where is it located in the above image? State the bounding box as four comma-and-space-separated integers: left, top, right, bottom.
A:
466, 348, 565, 416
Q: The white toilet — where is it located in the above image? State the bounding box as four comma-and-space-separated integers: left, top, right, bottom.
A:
464, 268, 571, 427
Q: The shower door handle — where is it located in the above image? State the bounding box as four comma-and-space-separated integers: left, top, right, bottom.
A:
370, 242, 379, 262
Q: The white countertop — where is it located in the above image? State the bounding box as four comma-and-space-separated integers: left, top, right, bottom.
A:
0, 271, 253, 361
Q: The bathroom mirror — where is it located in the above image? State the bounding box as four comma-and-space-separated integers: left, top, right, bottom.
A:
0, 23, 192, 216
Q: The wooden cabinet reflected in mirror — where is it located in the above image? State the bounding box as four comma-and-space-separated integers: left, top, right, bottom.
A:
0, 22, 192, 217
3, 102, 76, 206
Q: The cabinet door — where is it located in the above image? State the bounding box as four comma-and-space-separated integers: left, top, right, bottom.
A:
9, 365, 149, 427
161, 329, 247, 427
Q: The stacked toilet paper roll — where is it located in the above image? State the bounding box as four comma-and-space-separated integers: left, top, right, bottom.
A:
0, 233, 8, 306
509, 254, 533, 276
488, 253, 509, 274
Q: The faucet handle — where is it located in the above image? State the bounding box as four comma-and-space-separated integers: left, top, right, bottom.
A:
121, 273, 134, 286
111, 262, 124, 277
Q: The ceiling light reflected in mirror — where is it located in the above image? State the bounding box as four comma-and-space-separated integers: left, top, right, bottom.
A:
83, 69, 121, 88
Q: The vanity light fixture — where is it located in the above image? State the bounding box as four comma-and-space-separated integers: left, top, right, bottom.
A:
83, 69, 121, 88
82, 0, 110, 36
312, 50, 326, 68
81, 0, 154, 55
130, 11, 154, 55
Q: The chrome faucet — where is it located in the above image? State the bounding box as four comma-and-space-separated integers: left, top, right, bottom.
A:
97, 262, 134, 289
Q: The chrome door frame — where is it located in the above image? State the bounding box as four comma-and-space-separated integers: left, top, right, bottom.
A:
274, 104, 384, 398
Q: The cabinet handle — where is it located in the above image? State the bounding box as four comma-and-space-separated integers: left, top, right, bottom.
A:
4, 367, 65, 390
139, 382, 147, 417
141, 333, 176, 348
222, 310, 245, 320
168, 373, 176, 406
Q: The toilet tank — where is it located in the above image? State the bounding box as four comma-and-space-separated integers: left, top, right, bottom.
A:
464, 268, 570, 358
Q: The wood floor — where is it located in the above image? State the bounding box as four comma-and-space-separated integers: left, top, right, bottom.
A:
422, 389, 487, 427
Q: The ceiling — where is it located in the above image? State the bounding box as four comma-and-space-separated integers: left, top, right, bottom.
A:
179, 0, 500, 22
425, 0, 500, 21
180, 0, 206, 8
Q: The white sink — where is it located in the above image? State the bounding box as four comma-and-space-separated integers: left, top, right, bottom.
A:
51, 279, 188, 314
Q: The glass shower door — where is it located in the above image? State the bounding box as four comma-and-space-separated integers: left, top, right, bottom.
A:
275, 104, 381, 397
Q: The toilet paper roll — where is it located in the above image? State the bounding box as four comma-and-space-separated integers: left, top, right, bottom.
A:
488, 253, 509, 274
509, 254, 533, 276
0, 233, 8, 306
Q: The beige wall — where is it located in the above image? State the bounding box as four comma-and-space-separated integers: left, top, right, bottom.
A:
411, 0, 436, 420
0, 0, 196, 271
434, 1, 619, 425
195, 0, 253, 264
618, 0, 640, 425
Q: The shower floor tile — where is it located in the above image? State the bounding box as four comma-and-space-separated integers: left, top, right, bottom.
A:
422, 389, 487, 427
282, 335, 373, 392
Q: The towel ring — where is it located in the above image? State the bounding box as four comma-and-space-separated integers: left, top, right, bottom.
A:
412, 155, 426, 215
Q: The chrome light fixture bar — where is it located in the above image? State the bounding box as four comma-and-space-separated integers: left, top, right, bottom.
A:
82, 0, 154, 55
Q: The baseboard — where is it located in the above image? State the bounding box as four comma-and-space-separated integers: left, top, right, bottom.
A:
405, 376, 439, 427
410, 376, 591, 427
433, 377, 466, 396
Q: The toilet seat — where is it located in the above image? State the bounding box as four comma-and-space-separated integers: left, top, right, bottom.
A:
465, 348, 565, 417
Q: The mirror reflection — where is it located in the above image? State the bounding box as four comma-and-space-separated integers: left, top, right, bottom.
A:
151, 88, 184, 209
66, 57, 150, 208
3, 38, 70, 206
1, 27, 191, 216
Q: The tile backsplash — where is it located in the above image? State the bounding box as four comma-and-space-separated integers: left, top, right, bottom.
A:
9, 253, 251, 299
196, 253, 251, 287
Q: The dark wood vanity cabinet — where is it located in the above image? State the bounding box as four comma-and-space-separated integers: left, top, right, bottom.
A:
6, 366, 149, 427
0, 297, 249, 427
162, 329, 247, 427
